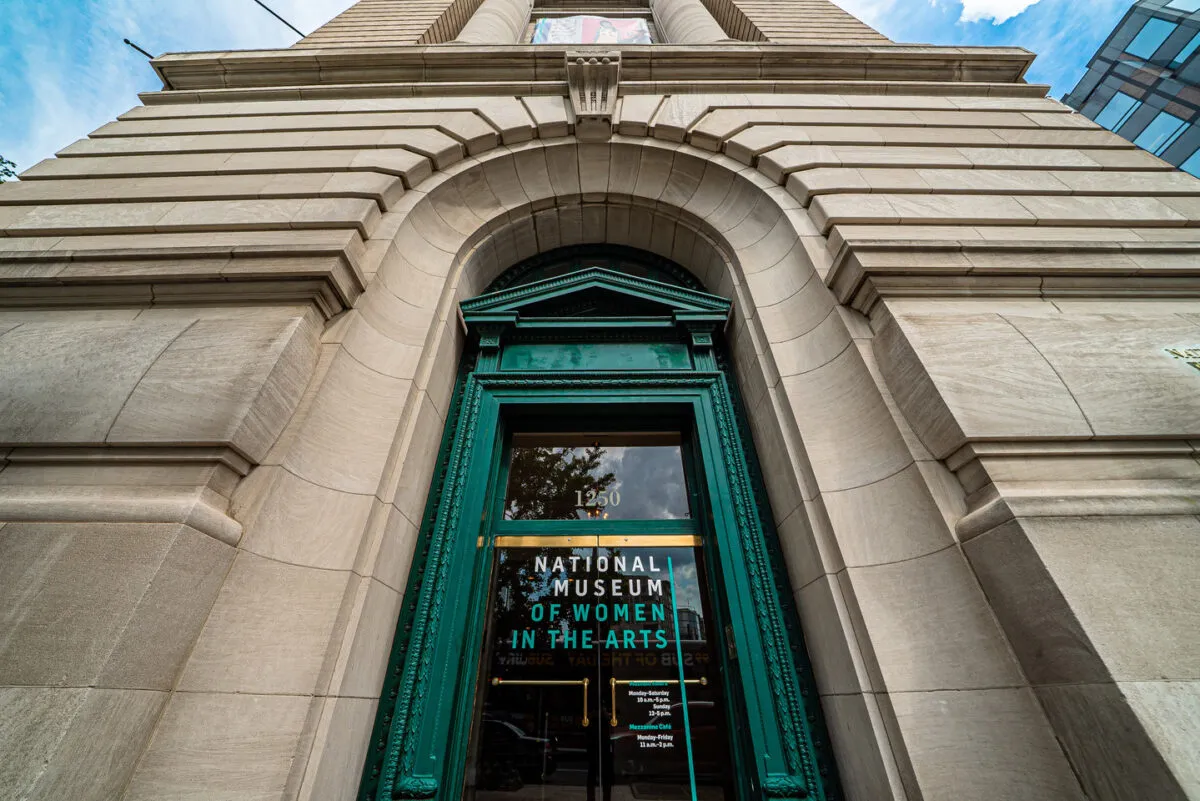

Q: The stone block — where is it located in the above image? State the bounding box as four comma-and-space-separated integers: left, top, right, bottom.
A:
820, 462, 954, 567
616, 95, 664, 137
327, 576, 402, 698
297, 696, 378, 801
844, 547, 1024, 692
234, 465, 374, 572
1037, 681, 1197, 801
282, 349, 413, 495
780, 346, 915, 492
0, 687, 166, 801
962, 518, 1109, 685
0, 319, 191, 443
796, 574, 871, 694
887, 687, 1086, 801
342, 311, 424, 380
521, 96, 571, 138
873, 310, 1092, 459
369, 503, 419, 593
820, 693, 906, 801
108, 314, 320, 462
1016, 194, 1187, 226
776, 501, 835, 591
178, 551, 351, 696
967, 515, 1200, 683
755, 273, 835, 343
0, 522, 232, 690
770, 307, 848, 376
1002, 313, 1200, 438
124, 691, 314, 801
390, 391, 447, 525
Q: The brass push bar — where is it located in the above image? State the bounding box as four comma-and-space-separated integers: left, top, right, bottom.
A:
490, 677, 591, 727
609, 676, 707, 726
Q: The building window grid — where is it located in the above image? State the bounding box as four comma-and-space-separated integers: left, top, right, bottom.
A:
1180, 145, 1200, 174
1127, 17, 1179, 59
1069, 1, 1200, 175
1174, 30, 1200, 64
1134, 109, 1191, 153
1167, 0, 1200, 12
1095, 91, 1143, 130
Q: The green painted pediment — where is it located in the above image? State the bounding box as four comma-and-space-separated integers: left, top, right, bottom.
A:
460, 267, 731, 322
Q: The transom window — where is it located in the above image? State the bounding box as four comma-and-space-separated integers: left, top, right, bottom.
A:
504, 432, 692, 520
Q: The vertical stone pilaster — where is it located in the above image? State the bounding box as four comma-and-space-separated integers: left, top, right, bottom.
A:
452, 0, 533, 44
653, 0, 732, 44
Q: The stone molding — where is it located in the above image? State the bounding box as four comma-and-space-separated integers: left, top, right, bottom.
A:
946, 439, 1200, 540
827, 240, 1200, 313
0, 445, 248, 544
0, 245, 365, 319
149, 44, 1035, 91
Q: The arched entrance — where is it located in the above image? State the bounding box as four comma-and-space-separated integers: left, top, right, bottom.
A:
360, 247, 841, 801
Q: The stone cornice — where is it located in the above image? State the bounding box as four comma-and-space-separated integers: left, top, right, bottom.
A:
944, 439, 1200, 540
139, 78, 1051, 105
150, 43, 1035, 92
0, 445, 250, 545
827, 239, 1200, 312
0, 244, 365, 319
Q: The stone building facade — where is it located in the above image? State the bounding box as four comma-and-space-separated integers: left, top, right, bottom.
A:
1, 1, 1198, 800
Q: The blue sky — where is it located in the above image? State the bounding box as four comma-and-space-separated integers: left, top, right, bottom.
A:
0, 0, 1132, 173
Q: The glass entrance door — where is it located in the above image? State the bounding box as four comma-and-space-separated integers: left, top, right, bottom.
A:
466, 540, 733, 801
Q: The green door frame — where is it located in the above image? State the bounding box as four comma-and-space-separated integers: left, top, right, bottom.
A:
362, 268, 834, 801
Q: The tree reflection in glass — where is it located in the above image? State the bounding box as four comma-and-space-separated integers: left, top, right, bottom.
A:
504, 434, 691, 520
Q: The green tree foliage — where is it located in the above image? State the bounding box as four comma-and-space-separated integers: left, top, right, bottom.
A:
0, 156, 15, 182
504, 445, 616, 520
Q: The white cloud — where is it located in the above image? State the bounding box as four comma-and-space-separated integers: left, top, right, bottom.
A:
958, 0, 1044, 24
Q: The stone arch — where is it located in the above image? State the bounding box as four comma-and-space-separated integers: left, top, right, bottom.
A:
223, 136, 1053, 800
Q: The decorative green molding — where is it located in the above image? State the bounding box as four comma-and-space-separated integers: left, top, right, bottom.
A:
361, 264, 840, 801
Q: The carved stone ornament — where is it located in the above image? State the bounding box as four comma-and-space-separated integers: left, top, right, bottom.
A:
565, 51, 620, 142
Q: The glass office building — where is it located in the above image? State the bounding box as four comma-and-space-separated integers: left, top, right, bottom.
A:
1066, 0, 1200, 175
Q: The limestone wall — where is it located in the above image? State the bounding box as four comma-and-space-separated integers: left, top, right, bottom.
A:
294, 0, 487, 47
699, 0, 889, 43
1, 61, 1198, 801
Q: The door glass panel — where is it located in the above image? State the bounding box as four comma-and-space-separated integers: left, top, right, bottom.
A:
466, 542, 733, 800
504, 433, 691, 520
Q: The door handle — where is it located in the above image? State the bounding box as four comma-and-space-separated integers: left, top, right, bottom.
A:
490, 677, 591, 727
609, 676, 707, 726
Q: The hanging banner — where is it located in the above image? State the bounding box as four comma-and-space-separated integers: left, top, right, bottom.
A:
532, 15, 653, 45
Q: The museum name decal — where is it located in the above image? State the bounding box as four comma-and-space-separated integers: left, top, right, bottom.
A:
509, 553, 671, 650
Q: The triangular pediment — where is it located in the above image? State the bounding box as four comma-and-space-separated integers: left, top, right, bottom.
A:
460, 267, 730, 321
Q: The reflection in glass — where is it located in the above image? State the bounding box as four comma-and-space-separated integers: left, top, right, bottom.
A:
504, 433, 690, 520
466, 546, 731, 800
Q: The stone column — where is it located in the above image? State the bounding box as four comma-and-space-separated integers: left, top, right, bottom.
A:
453, 0, 534, 43
653, 0, 732, 44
